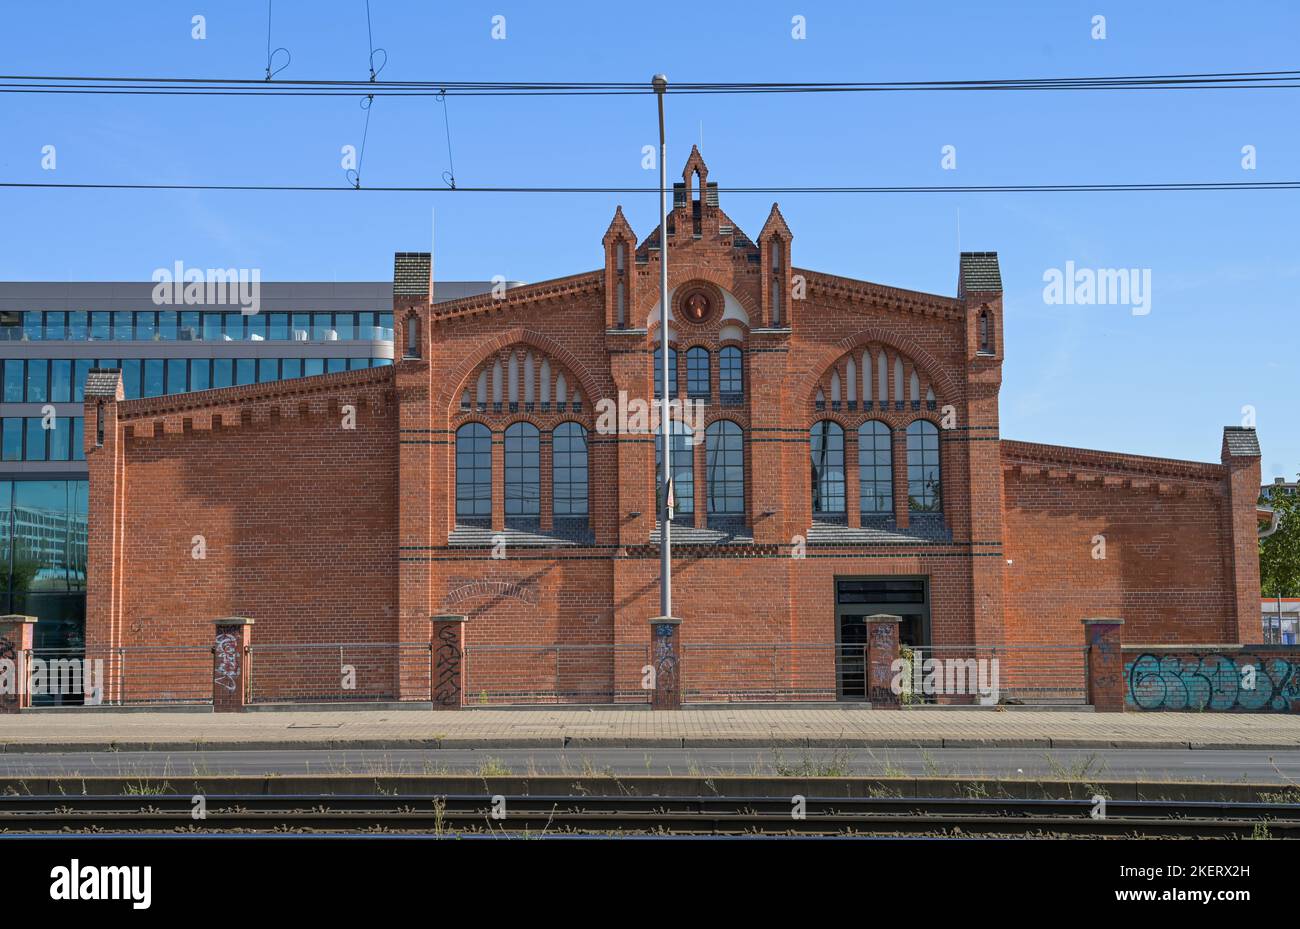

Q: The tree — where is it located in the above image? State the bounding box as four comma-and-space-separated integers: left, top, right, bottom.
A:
1260, 476, 1300, 597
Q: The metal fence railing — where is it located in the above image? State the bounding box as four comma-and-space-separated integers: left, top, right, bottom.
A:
462, 644, 651, 705
683, 644, 861, 702
245, 642, 432, 704
27, 646, 213, 706
902, 645, 1088, 705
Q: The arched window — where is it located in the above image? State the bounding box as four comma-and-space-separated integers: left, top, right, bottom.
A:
404, 314, 421, 359
655, 420, 694, 520
706, 420, 744, 521
455, 423, 492, 527
858, 421, 893, 515
719, 346, 743, 404
907, 420, 942, 512
653, 347, 678, 399
504, 422, 540, 527
810, 421, 845, 518
499, 423, 535, 527
686, 347, 710, 399
552, 422, 589, 522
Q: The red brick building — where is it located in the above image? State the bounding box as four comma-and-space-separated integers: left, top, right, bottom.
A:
81, 150, 1262, 704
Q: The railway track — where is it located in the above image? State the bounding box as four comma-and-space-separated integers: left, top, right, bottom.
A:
1, 793, 1296, 837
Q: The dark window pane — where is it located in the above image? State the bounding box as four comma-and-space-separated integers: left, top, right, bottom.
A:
654, 420, 694, 517
269, 314, 289, 340
71, 418, 84, 461
907, 420, 942, 511
247, 314, 267, 341
202, 313, 223, 341
304, 358, 324, 377
236, 358, 255, 385
326, 357, 346, 373
504, 423, 540, 523
552, 422, 588, 517
810, 421, 845, 515
179, 311, 200, 341
258, 358, 278, 382
224, 314, 244, 341
859, 421, 893, 514
706, 420, 744, 515
455, 423, 492, 524
686, 347, 710, 399
281, 358, 302, 379
49, 418, 71, 461
212, 358, 233, 388
73, 360, 92, 401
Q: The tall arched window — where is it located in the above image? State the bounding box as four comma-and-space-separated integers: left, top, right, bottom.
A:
653, 347, 678, 399
810, 421, 845, 518
655, 420, 694, 520
404, 314, 421, 358
859, 421, 893, 515
719, 346, 743, 404
907, 419, 942, 512
686, 347, 710, 399
504, 422, 540, 527
552, 422, 589, 523
705, 420, 744, 522
455, 423, 492, 527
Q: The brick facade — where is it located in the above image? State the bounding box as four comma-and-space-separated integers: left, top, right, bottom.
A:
81, 150, 1262, 703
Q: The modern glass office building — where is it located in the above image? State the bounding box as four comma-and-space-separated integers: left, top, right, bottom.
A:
0, 281, 508, 653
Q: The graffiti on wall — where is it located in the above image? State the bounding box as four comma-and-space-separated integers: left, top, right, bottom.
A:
433, 624, 462, 707
213, 633, 240, 693
1125, 651, 1300, 712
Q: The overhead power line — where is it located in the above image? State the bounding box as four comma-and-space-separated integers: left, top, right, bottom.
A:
2, 180, 1296, 194
1, 69, 1298, 97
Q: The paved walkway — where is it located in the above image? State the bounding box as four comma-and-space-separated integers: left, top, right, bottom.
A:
1, 707, 1298, 752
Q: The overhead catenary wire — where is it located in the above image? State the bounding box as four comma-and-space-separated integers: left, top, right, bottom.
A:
1, 69, 1299, 97
2, 180, 1296, 194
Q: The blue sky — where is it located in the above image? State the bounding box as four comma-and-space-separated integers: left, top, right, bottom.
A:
0, 0, 1296, 476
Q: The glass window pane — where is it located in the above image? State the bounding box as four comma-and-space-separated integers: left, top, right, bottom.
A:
224, 314, 244, 341
212, 358, 233, 388
190, 359, 210, 391
159, 311, 178, 340
455, 423, 493, 524
71, 418, 84, 461
12, 480, 89, 593
135, 312, 157, 341
810, 421, 845, 515
269, 314, 289, 340
73, 360, 92, 401
907, 420, 942, 512
50, 360, 72, 403
358, 312, 375, 339
25, 419, 46, 460
281, 358, 302, 379
4, 360, 24, 402
326, 357, 346, 373
348, 357, 368, 370
859, 421, 893, 514
258, 358, 278, 382
89, 312, 110, 341
706, 420, 744, 516
23, 312, 44, 341
67, 311, 88, 340
248, 314, 267, 341
203, 313, 223, 341
121, 359, 142, 399
334, 314, 356, 340
112, 311, 133, 341
312, 314, 332, 340
49, 419, 71, 461
45, 312, 66, 340
235, 358, 255, 385
166, 358, 187, 394
25, 359, 48, 402
304, 358, 324, 377
2, 420, 22, 460
143, 359, 164, 397
180, 311, 200, 341
292, 314, 310, 341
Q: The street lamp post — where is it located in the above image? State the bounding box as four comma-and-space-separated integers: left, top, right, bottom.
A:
653, 73, 671, 620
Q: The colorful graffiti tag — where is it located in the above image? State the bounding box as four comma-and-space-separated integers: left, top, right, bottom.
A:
1124, 651, 1300, 712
